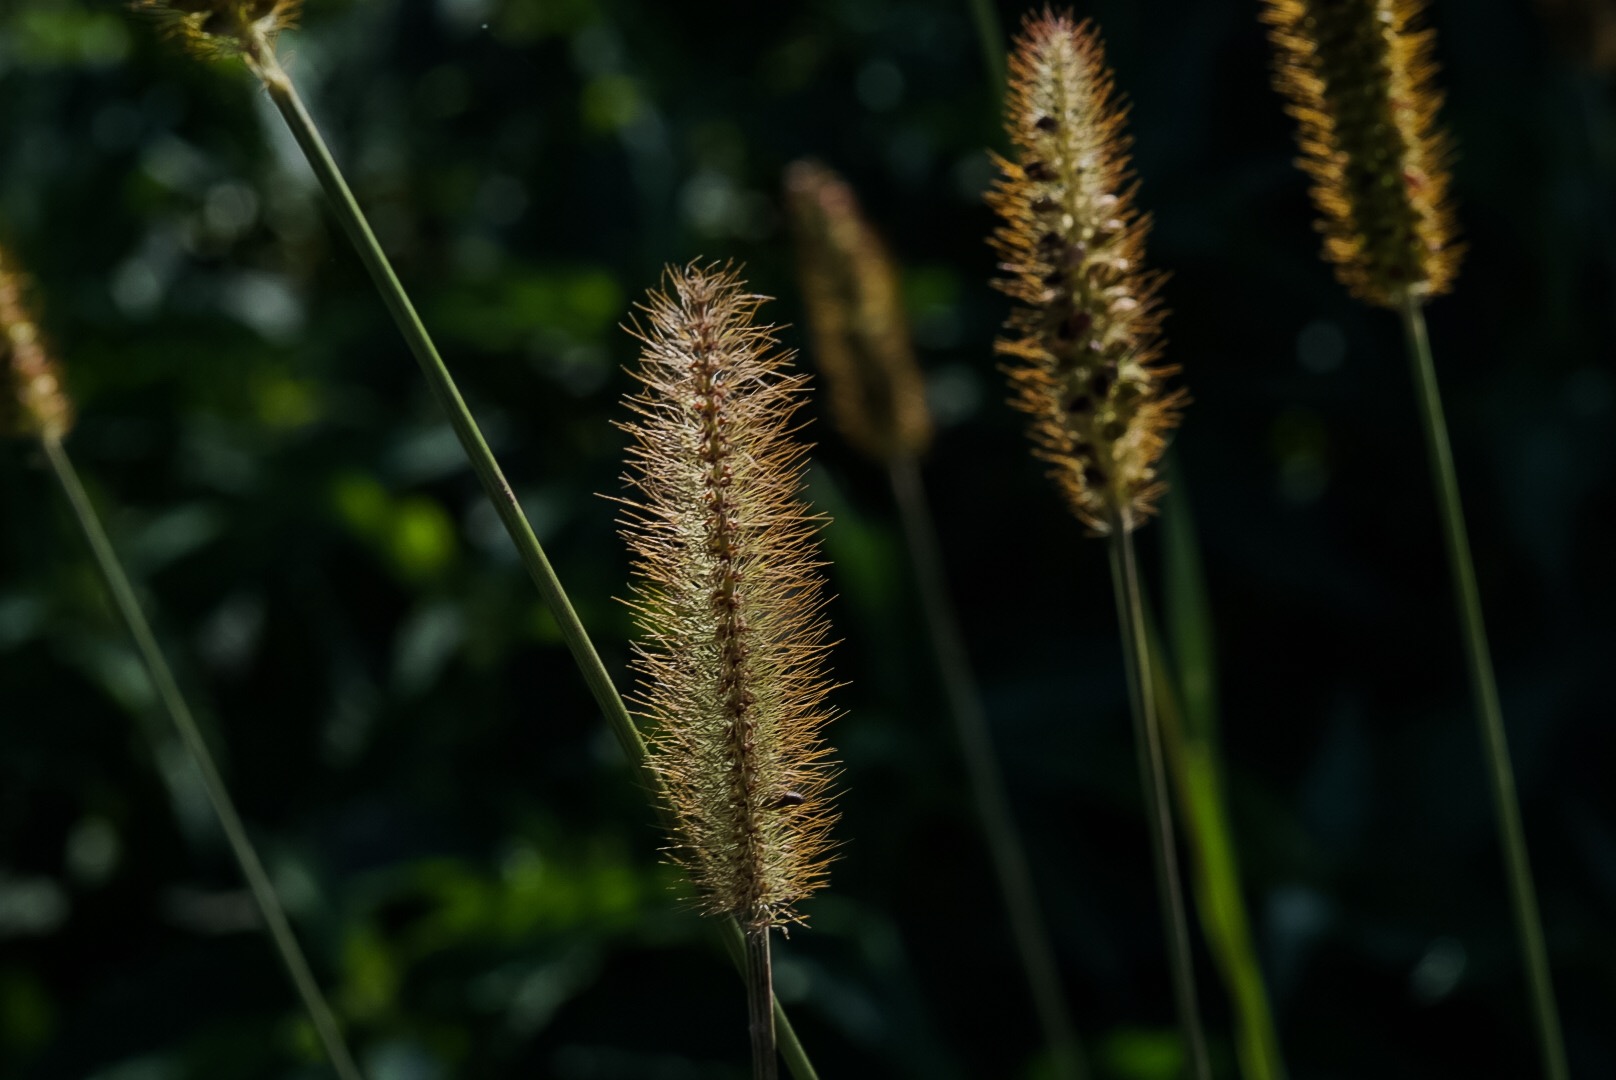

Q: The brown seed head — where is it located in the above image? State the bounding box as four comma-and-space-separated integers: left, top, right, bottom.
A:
783, 160, 932, 463
129, 0, 299, 62
986, 10, 1183, 535
616, 262, 839, 931
0, 247, 73, 442
1261, 0, 1462, 306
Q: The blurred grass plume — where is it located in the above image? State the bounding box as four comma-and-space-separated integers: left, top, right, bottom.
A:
0, 246, 72, 441
783, 160, 932, 464
1260, 0, 1461, 306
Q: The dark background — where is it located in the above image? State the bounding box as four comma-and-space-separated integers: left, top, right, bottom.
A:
1, 0, 1612, 1076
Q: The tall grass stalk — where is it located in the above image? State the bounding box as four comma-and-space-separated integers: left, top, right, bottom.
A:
1259, 1, 1567, 1070
251, 50, 823, 1080
1399, 297, 1566, 1080
126, 8, 822, 1072
889, 455, 1085, 1080
1109, 522, 1211, 1080
986, 14, 1207, 1072
1159, 483, 1287, 1080
42, 434, 364, 1080
5, 239, 361, 1076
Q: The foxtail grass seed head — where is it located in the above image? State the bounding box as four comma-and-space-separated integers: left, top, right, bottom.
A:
129, 0, 299, 62
986, 10, 1182, 535
783, 160, 932, 463
617, 263, 838, 932
0, 248, 73, 442
1262, 0, 1461, 307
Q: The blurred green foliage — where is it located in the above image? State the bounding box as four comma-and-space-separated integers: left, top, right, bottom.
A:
2, 0, 1614, 1078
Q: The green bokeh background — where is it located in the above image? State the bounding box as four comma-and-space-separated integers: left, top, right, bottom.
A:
1, 0, 1612, 1076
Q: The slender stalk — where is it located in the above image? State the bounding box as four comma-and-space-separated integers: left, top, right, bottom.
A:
965, 0, 1007, 96
889, 456, 1085, 1080
248, 45, 644, 773
1150, 625, 1286, 1080
40, 434, 363, 1080
1159, 481, 1287, 1080
245, 40, 820, 1079
1398, 296, 1568, 1080
1108, 518, 1209, 1080
719, 921, 817, 1080
746, 927, 778, 1080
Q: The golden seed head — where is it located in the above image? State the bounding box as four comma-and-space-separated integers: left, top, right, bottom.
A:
0, 247, 73, 442
985, 10, 1183, 535
1262, 0, 1462, 307
783, 160, 933, 463
616, 262, 839, 931
129, 0, 299, 61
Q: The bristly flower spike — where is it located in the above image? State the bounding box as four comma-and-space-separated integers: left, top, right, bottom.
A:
129, 0, 299, 63
618, 263, 838, 1078
617, 263, 839, 933
783, 160, 932, 464
0, 247, 73, 442
986, 10, 1184, 536
1261, 0, 1461, 307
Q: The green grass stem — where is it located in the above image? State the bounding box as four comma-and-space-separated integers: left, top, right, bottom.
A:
1159, 483, 1287, 1080
965, 0, 1007, 96
1109, 519, 1210, 1080
889, 456, 1085, 1080
247, 38, 819, 1079
1398, 296, 1568, 1080
746, 927, 778, 1080
41, 433, 364, 1080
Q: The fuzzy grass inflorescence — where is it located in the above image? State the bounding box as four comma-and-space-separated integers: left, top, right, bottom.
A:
1261, 0, 1461, 307
986, 10, 1183, 536
129, 0, 299, 62
617, 263, 839, 934
783, 160, 932, 464
0, 246, 72, 441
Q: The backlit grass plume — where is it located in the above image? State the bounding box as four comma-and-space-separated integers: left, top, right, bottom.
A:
1261, 0, 1461, 307
0, 248, 72, 441
129, 0, 299, 62
988, 14, 1210, 1077
783, 160, 932, 463
618, 263, 837, 1078
986, 10, 1183, 536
